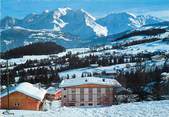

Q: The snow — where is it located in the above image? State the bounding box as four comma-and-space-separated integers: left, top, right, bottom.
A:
58, 63, 135, 79
84, 10, 108, 37
0, 82, 47, 101
59, 77, 121, 88
47, 87, 57, 95
161, 72, 169, 81
52, 8, 108, 37
56, 48, 90, 57
124, 40, 169, 55
0, 55, 50, 65
1, 100, 169, 117
96, 12, 162, 35
3, 40, 13, 45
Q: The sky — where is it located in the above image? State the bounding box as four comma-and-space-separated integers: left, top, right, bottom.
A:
1, 0, 169, 20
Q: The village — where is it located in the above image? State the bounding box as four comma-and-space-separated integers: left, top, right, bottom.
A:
0, 75, 130, 110
0, 41, 169, 116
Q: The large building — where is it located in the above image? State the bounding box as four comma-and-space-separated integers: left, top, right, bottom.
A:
59, 77, 121, 106
0, 82, 47, 111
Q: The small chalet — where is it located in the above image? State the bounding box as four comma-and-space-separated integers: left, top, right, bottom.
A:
55, 89, 62, 100
46, 87, 61, 100
0, 82, 47, 111
59, 77, 121, 106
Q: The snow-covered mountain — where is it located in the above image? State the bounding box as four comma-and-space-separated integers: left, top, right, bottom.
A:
0, 8, 167, 51
1, 9, 164, 38
0, 8, 108, 38
96, 12, 163, 35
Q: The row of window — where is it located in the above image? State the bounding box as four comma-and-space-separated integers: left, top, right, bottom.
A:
64, 88, 112, 102
67, 103, 101, 106
65, 88, 112, 94
14, 102, 33, 106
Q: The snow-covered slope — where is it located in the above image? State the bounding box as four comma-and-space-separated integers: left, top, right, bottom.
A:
1, 100, 169, 117
96, 12, 163, 35
54, 8, 108, 38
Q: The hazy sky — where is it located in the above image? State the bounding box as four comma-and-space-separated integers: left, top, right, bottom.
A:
1, 0, 169, 20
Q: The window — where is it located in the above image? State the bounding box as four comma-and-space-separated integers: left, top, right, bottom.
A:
80, 88, 84, 94
71, 88, 76, 94
89, 88, 93, 101
88, 103, 93, 106
97, 88, 101, 93
80, 88, 84, 101
106, 88, 110, 95
97, 88, 101, 102
72, 94, 76, 101
15, 103, 20, 106
71, 88, 76, 101
68, 103, 75, 106
80, 103, 84, 106
97, 103, 101, 105
64, 95, 66, 98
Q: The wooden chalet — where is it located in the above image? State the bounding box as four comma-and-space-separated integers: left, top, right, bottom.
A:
0, 82, 47, 111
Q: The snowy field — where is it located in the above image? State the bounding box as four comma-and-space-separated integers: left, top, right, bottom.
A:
58, 59, 166, 79
0, 100, 169, 117
0, 48, 90, 66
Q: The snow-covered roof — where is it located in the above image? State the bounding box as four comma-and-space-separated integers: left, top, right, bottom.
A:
59, 77, 121, 88
47, 87, 57, 95
0, 82, 47, 101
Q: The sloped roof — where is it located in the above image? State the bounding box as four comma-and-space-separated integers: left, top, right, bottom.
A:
47, 87, 57, 95
59, 77, 121, 88
0, 82, 47, 101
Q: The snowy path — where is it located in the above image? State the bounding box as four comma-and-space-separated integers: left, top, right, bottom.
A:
1, 100, 169, 117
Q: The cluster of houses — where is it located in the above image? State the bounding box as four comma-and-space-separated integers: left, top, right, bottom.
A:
0, 77, 128, 111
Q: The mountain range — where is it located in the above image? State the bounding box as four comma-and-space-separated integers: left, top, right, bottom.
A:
1, 7, 168, 51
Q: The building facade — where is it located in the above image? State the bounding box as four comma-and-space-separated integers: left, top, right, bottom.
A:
60, 77, 121, 106
0, 91, 45, 110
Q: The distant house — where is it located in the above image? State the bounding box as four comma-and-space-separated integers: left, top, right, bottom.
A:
0, 82, 47, 111
55, 89, 62, 100
59, 77, 121, 106
46, 87, 61, 100
90, 64, 99, 68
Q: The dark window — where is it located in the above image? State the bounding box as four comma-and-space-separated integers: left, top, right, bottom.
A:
88, 103, 93, 106
89, 88, 93, 101
106, 88, 110, 94
71, 88, 76, 94
15, 103, 20, 106
80, 103, 84, 106
71, 88, 76, 101
69, 103, 75, 106
97, 88, 101, 93
80, 88, 84, 101
64, 95, 66, 98
97, 88, 101, 102
97, 103, 101, 105
72, 94, 76, 101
